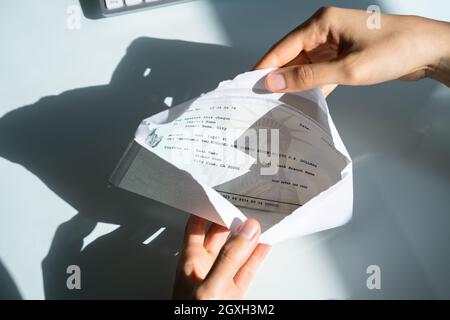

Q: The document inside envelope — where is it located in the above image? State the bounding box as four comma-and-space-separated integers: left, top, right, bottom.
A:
111, 69, 353, 243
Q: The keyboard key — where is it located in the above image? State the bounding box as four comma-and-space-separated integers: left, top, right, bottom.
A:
125, 0, 143, 5
98, 0, 189, 17
105, 0, 124, 10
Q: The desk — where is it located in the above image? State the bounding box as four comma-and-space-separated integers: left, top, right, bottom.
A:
1, 0, 449, 299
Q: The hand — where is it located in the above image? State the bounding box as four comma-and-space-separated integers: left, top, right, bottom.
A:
255, 7, 450, 95
173, 215, 271, 299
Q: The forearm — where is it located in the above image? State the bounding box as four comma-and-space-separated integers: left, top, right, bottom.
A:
425, 18, 450, 86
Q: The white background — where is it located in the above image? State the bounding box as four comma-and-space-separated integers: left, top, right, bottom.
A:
0, 0, 449, 299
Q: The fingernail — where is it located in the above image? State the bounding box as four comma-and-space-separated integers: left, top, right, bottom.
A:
266, 72, 286, 91
238, 220, 258, 240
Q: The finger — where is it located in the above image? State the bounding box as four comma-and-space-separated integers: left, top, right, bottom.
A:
286, 53, 338, 96
285, 51, 311, 67
234, 244, 271, 291
204, 223, 230, 255
254, 13, 326, 70
203, 219, 261, 290
184, 215, 208, 248
254, 31, 306, 70
264, 60, 345, 93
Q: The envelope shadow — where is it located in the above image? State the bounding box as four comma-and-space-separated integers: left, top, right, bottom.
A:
0, 37, 252, 299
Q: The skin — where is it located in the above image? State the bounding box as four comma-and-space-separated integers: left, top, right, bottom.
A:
173, 216, 270, 299
255, 7, 450, 96
173, 7, 450, 300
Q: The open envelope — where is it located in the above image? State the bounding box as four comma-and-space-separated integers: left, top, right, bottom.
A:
110, 69, 353, 245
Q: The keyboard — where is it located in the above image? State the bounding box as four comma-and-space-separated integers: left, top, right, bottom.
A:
99, 0, 191, 17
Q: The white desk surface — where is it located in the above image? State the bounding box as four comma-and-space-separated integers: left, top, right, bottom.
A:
1, 0, 449, 299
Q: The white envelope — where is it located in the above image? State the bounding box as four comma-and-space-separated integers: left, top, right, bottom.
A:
113, 69, 353, 245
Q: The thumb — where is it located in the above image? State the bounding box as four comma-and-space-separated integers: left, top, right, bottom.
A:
264, 61, 345, 93
201, 219, 260, 291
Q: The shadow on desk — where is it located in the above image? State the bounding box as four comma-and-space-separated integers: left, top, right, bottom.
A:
0, 37, 252, 299
0, 259, 22, 299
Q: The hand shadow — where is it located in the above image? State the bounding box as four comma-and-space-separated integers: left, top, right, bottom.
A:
41, 213, 182, 299
0, 37, 252, 299
0, 259, 22, 300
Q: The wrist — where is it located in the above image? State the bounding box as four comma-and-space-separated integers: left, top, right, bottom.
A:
423, 18, 450, 85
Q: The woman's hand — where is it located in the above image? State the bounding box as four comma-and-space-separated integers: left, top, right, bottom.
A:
255, 7, 450, 95
173, 215, 271, 300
